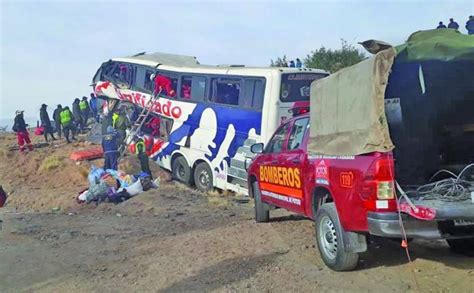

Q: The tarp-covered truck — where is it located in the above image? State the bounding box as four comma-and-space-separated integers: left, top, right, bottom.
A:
247, 29, 474, 271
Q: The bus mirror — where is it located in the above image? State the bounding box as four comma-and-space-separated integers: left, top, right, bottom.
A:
251, 143, 264, 154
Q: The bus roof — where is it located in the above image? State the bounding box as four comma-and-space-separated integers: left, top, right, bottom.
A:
111, 52, 329, 76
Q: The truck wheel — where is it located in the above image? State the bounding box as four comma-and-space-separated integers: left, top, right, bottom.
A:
253, 182, 269, 223
194, 162, 213, 192
447, 238, 474, 256
172, 156, 192, 185
315, 203, 359, 271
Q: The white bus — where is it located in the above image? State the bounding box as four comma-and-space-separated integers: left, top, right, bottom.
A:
92, 52, 328, 194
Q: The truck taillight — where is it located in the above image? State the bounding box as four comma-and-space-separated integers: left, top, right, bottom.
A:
361, 155, 396, 209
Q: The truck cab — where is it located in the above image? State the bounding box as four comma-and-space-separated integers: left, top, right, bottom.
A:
247, 112, 474, 271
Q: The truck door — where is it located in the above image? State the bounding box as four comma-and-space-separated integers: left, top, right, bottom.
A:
280, 117, 310, 214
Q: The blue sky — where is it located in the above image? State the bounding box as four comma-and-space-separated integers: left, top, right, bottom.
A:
0, 0, 472, 120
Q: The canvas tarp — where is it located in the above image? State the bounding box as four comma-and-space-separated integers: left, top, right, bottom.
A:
308, 48, 396, 156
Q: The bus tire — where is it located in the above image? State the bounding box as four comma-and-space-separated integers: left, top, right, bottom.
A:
253, 182, 269, 223
315, 203, 359, 271
172, 156, 192, 185
194, 162, 213, 192
447, 238, 474, 256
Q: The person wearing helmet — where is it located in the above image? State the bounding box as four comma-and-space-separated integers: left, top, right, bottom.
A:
12, 110, 33, 153
40, 104, 56, 142
136, 139, 152, 179
53, 104, 63, 139
153, 73, 176, 97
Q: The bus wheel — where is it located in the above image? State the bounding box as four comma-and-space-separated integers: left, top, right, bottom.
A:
253, 182, 269, 223
447, 238, 474, 256
315, 203, 359, 271
194, 162, 213, 192
172, 156, 192, 185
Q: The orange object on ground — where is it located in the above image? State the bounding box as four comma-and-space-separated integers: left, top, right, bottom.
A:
70, 147, 104, 161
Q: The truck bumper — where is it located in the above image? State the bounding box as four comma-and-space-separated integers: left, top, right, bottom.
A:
367, 212, 474, 239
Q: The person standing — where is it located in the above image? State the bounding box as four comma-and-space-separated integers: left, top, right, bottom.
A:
136, 140, 152, 179
53, 104, 63, 139
288, 60, 295, 67
448, 18, 459, 30
102, 126, 119, 170
80, 96, 90, 125
437, 21, 447, 29
72, 98, 83, 134
112, 109, 129, 146
12, 110, 33, 153
60, 106, 75, 143
466, 16, 474, 35
295, 58, 302, 68
89, 93, 99, 122
40, 104, 56, 142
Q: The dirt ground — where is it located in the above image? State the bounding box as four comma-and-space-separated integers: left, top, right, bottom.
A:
0, 132, 473, 292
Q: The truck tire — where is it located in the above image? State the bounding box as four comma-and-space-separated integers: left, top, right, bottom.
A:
194, 162, 213, 192
447, 238, 474, 256
315, 203, 359, 271
253, 182, 269, 223
172, 156, 192, 185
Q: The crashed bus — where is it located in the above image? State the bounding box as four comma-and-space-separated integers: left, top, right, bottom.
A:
247, 30, 474, 271
91, 53, 328, 194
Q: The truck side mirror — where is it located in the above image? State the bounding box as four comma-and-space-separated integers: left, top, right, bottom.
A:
250, 143, 264, 154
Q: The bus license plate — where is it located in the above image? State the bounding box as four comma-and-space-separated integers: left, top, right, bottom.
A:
453, 220, 474, 227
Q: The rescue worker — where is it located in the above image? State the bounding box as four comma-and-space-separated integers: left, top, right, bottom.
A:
448, 18, 459, 30
12, 110, 33, 153
80, 96, 90, 125
72, 98, 84, 134
39, 104, 56, 142
136, 139, 152, 179
437, 21, 447, 29
112, 109, 129, 146
102, 126, 119, 170
153, 74, 176, 97
466, 16, 474, 35
89, 93, 99, 122
53, 104, 63, 139
60, 106, 75, 143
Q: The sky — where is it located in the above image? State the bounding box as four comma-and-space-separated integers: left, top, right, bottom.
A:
0, 0, 472, 121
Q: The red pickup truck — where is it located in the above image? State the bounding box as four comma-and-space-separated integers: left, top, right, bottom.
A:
247, 112, 474, 271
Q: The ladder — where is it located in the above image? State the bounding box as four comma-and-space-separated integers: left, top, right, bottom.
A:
118, 89, 162, 159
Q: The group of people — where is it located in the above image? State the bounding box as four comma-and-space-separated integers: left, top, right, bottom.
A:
288, 58, 303, 68
436, 16, 474, 34
12, 94, 100, 153
40, 94, 99, 143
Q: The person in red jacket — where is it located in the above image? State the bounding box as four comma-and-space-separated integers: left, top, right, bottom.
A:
12, 110, 33, 153
154, 74, 176, 97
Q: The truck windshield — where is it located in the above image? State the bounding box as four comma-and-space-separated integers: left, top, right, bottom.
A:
280, 73, 327, 102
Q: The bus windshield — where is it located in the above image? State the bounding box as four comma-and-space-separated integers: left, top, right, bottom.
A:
280, 73, 327, 102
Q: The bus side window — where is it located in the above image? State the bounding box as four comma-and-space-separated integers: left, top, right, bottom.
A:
241, 78, 265, 110
134, 65, 155, 93
180, 75, 206, 101
141, 114, 173, 140
210, 78, 241, 106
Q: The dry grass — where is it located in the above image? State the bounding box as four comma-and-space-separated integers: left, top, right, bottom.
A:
38, 155, 63, 172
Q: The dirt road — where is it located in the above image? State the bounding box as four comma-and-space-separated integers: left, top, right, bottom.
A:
1, 182, 473, 292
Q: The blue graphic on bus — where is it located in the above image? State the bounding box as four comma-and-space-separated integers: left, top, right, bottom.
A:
154, 103, 262, 170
